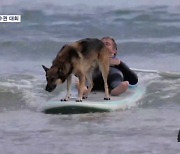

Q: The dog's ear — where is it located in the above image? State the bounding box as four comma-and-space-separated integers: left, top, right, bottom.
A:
42, 65, 49, 72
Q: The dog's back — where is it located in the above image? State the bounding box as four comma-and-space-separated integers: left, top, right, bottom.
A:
54, 38, 105, 61
78, 38, 105, 56
54, 38, 109, 70
76, 38, 109, 72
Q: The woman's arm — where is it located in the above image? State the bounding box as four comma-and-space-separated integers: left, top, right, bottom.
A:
110, 58, 138, 85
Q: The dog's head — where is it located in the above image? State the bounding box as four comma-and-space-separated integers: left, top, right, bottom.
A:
42, 65, 66, 92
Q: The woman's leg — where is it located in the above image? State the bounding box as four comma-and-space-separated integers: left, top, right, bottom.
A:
108, 67, 129, 96
110, 81, 129, 96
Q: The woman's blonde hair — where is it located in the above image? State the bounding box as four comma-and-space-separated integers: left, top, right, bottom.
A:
101, 36, 117, 51
101, 36, 117, 56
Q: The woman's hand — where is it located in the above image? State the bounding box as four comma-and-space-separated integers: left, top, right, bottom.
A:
110, 58, 121, 66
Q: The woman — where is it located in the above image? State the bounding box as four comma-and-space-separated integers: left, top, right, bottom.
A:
92, 37, 138, 96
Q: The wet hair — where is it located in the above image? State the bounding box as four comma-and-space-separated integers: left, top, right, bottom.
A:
101, 36, 117, 51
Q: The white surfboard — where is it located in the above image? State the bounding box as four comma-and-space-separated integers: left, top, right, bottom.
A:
42, 85, 146, 114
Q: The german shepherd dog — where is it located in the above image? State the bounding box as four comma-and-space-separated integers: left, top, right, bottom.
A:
42, 38, 110, 102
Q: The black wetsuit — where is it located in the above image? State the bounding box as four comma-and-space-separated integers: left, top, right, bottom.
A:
92, 61, 138, 91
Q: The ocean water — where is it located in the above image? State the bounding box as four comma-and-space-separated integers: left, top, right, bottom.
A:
0, 0, 180, 153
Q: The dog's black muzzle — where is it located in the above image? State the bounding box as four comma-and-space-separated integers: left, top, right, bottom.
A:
45, 85, 56, 92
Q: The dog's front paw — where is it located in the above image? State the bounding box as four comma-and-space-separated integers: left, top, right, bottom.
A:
60, 94, 71, 101
76, 98, 82, 102
82, 95, 88, 99
60, 96, 70, 101
60, 98, 68, 101
104, 97, 110, 100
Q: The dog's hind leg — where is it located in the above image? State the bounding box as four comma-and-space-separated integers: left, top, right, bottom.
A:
98, 49, 110, 100
61, 74, 72, 101
99, 63, 110, 100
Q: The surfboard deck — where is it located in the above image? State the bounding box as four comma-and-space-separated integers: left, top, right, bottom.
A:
42, 85, 145, 114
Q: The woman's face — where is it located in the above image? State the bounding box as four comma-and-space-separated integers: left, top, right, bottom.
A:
101, 38, 117, 57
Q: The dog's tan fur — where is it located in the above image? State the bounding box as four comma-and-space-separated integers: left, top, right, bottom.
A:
42, 38, 110, 102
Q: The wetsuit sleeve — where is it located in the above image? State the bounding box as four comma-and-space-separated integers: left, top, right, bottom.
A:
114, 61, 138, 85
